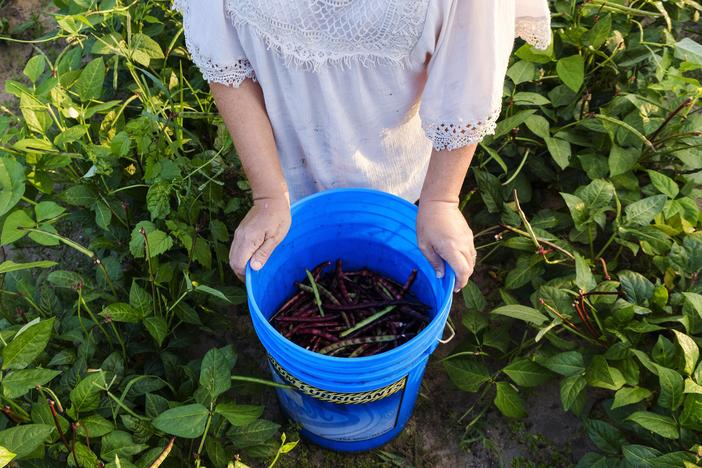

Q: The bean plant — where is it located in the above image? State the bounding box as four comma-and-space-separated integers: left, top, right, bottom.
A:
0, 0, 296, 466
444, 0, 702, 465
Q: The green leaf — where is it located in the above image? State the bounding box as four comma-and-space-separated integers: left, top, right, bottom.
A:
462, 281, 486, 313
624, 195, 667, 227
76, 414, 114, 438
502, 359, 552, 387
68, 442, 98, 467
130, 33, 165, 66
100, 431, 149, 459
545, 137, 571, 169
574, 253, 596, 292
2, 368, 60, 398
653, 452, 697, 468
680, 394, 702, 430
507, 60, 536, 85
654, 364, 684, 410
560, 374, 587, 411
194, 284, 232, 303
0, 424, 52, 459
627, 412, 680, 439
93, 201, 112, 230
23, 55, 45, 83
69, 371, 106, 413
491, 305, 547, 325
586, 419, 625, 455
99, 303, 142, 324
672, 330, 699, 376
618, 270, 654, 305
34, 201, 65, 222
200, 348, 231, 400
0, 158, 26, 217
513, 92, 551, 106
647, 170, 679, 199
612, 386, 652, 409
144, 316, 168, 347
543, 351, 585, 376
556, 55, 585, 92
525, 114, 551, 139
152, 403, 209, 438
75, 57, 105, 102
674, 37, 702, 65
228, 419, 280, 449
146, 183, 171, 220
443, 358, 490, 392
215, 402, 263, 427
1, 209, 34, 245
493, 382, 526, 418
2, 318, 55, 370
560, 193, 588, 230
583, 14, 612, 49
609, 145, 640, 177
0, 260, 57, 274
587, 356, 625, 390
578, 179, 615, 212
682, 292, 702, 319
129, 280, 152, 313
0, 446, 15, 466
622, 445, 661, 467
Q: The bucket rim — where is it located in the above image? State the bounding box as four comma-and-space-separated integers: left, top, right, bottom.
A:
245, 187, 456, 364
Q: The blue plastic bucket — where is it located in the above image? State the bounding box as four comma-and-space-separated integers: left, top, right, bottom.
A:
246, 188, 455, 452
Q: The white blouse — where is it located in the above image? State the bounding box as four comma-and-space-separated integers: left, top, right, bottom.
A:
174, 0, 551, 203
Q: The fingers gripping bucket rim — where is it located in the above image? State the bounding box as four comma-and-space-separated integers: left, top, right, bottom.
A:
246, 188, 455, 451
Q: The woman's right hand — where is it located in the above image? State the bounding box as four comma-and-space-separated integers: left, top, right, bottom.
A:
229, 195, 291, 281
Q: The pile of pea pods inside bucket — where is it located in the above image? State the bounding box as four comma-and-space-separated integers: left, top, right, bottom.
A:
246, 188, 455, 451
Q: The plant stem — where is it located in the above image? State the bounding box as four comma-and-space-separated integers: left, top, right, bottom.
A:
80, 297, 114, 349
499, 224, 575, 260
195, 405, 213, 468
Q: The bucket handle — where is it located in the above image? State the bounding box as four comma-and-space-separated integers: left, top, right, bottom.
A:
438, 320, 455, 345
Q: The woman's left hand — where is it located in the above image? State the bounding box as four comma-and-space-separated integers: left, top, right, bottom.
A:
416, 200, 476, 292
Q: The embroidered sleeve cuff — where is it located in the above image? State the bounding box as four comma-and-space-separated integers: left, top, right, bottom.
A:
515, 16, 552, 50
422, 108, 501, 151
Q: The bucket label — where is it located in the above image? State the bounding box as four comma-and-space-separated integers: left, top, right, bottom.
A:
269, 357, 408, 442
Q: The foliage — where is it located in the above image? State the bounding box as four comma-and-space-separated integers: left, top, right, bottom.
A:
0, 0, 288, 466
444, 0, 702, 464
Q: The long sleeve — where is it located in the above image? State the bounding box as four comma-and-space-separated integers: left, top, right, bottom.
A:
173, 0, 256, 87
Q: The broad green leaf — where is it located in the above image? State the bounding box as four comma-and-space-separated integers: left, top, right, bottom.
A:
34, 201, 65, 222
69, 371, 106, 413
654, 364, 684, 410
129, 280, 152, 313
618, 271, 654, 305
556, 55, 585, 91
545, 137, 571, 169
578, 179, 615, 212
682, 292, 702, 319
2, 318, 54, 370
612, 386, 652, 409
491, 305, 547, 325
130, 33, 165, 66
68, 442, 98, 467
100, 431, 149, 459
492, 109, 536, 139
2, 368, 60, 398
23, 55, 45, 83
47, 270, 84, 289
574, 253, 596, 292
624, 195, 667, 226
627, 411, 679, 439
583, 14, 612, 49
504, 255, 543, 289
194, 284, 232, 303
0, 260, 57, 274
646, 170, 679, 199
0, 424, 53, 459
76, 414, 114, 438
443, 357, 490, 392
609, 145, 640, 177
513, 92, 551, 106
0, 158, 25, 217
144, 316, 168, 347
684, 378, 702, 394
502, 359, 552, 387
622, 445, 661, 466
200, 348, 231, 399
93, 201, 112, 230
680, 394, 702, 431
674, 37, 702, 65
146, 182, 171, 220
560, 193, 588, 230
673, 330, 699, 376
587, 356, 625, 390
99, 303, 142, 324
525, 114, 551, 139
543, 351, 585, 376
228, 419, 280, 449
152, 404, 209, 438
507, 60, 536, 85
493, 382, 526, 418
462, 281, 486, 313
653, 452, 697, 468
560, 374, 587, 411
75, 57, 105, 102
586, 419, 625, 455
215, 402, 263, 427
1, 209, 34, 245
474, 168, 503, 213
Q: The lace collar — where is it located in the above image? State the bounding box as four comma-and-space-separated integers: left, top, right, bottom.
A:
224, 0, 431, 71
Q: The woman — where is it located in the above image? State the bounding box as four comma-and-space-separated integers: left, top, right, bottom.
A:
174, 0, 552, 292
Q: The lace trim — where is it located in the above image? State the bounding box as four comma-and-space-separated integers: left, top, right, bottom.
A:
224, 0, 430, 71
172, 0, 256, 87
422, 108, 502, 151
515, 16, 552, 50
